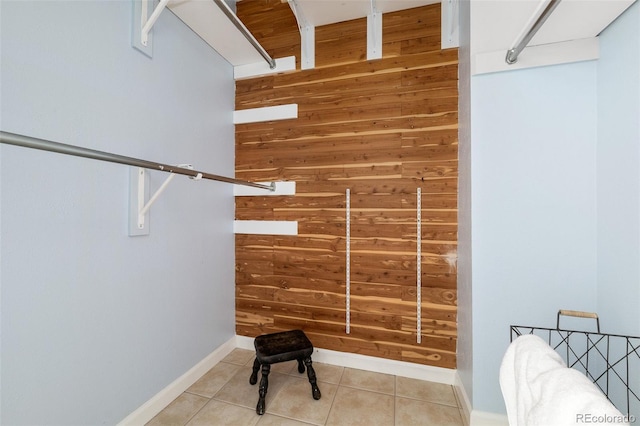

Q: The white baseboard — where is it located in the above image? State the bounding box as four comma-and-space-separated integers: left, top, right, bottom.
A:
470, 410, 509, 426
116, 336, 237, 426
454, 372, 472, 426
453, 371, 508, 426
236, 335, 456, 385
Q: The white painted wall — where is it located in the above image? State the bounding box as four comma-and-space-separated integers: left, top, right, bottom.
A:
469, 61, 599, 413
0, 1, 236, 424
596, 0, 640, 337
461, 1, 640, 416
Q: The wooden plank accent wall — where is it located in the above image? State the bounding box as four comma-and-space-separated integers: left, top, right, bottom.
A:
235, 1, 458, 369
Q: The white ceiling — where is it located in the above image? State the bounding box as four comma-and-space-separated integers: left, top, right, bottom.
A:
289, 0, 439, 27
273, 0, 636, 55
471, 0, 636, 56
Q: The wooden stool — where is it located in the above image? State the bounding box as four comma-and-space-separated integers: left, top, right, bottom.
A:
249, 329, 321, 415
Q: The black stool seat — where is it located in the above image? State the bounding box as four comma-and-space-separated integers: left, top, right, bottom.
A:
249, 329, 321, 415
255, 329, 313, 363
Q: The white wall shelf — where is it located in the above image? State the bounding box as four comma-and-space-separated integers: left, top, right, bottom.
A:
233, 220, 299, 235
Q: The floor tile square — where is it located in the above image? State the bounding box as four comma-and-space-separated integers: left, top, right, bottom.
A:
396, 376, 458, 407
395, 397, 464, 426
300, 362, 343, 384
256, 413, 316, 425
186, 399, 259, 426
267, 377, 337, 425
268, 359, 297, 374
223, 348, 256, 366
214, 366, 289, 410
186, 362, 240, 398
325, 386, 394, 426
340, 367, 395, 395
146, 392, 209, 426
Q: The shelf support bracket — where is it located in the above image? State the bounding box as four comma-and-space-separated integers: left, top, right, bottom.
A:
288, 0, 315, 70
367, 0, 382, 60
141, 0, 171, 47
129, 164, 199, 236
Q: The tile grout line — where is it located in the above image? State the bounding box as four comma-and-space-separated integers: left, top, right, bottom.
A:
393, 376, 397, 425
185, 357, 255, 426
323, 365, 347, 425
196, 361, 245, 425
152, 350, 465, 426
322, 383, 344, 425
181, 396, 207, 426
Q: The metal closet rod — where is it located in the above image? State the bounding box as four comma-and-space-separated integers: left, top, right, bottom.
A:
0, 131, 275, 191
212, 0, 276, 69
505, 0, 562, 65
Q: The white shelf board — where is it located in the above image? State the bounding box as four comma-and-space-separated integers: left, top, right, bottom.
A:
233, 220, 298, 235
168, 0, 265, 66
233, 104, 298, 124
234, 181, 296, 196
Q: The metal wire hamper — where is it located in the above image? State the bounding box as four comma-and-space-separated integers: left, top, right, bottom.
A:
510, 310, 640, 419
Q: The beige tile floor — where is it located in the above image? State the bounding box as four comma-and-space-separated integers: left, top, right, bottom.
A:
147, 349, 465, 426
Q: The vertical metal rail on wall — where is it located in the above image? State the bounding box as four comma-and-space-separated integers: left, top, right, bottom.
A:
345, 188, 351, 334
417, 188, 422, 344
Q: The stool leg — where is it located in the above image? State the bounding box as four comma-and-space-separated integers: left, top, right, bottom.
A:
304, 357, 321, 400
256, 363, 271, 415
249, 358, 260, 385
297, 358, 305, 374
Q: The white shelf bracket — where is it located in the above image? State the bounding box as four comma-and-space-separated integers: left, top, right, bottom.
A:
132, 0, 169, 57
367, 0, 382, 60
288, 0, 315, 69
129, 164, 198, 236
141, 0, 170, 46
441, 0, 460, 49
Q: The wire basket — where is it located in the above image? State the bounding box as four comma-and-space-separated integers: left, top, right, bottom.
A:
511, 310, 640, 419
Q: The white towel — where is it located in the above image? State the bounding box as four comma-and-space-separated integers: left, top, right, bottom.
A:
499, 334, 629, 426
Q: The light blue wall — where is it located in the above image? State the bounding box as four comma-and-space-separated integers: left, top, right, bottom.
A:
0, 1, 236, 424
470, 61, 599, 413
465, 1, 640, 415
596, 1, 640, 337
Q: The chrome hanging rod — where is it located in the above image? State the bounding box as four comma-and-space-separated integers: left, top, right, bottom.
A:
212, 0, 276, 69
505, 0, 562, 65
0, 131, 275, 191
